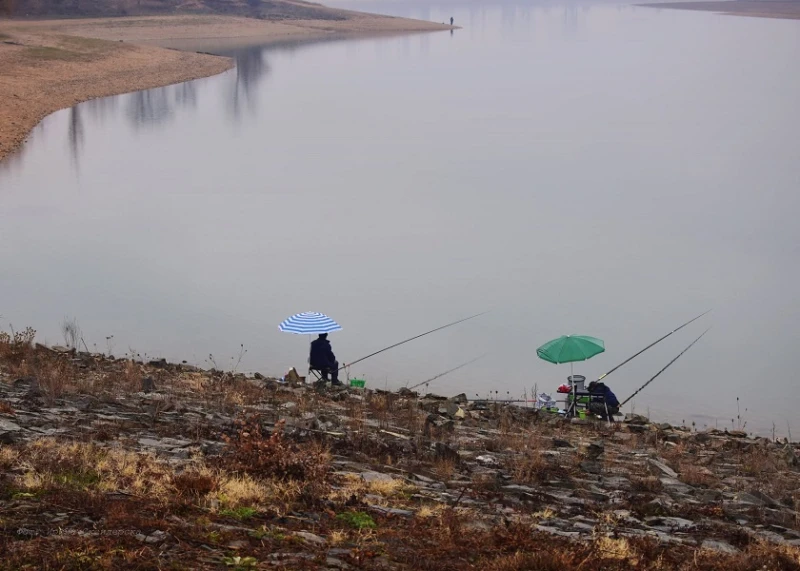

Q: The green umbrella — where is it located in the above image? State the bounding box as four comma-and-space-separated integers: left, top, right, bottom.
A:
537, 335, 605, 417
536, 335, 605, 365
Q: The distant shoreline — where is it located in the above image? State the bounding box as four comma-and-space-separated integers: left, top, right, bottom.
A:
0, 13, 453, 163
641, 0, 800, 20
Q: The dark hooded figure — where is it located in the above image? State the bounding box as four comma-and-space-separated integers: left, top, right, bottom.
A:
587, 381, 619, 419
309, 333, 340, 385
450, 16, 454, 25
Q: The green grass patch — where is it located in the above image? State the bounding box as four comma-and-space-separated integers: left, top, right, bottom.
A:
2, 484, 43, 500
54, 470, 101, 489
23, 46, 86, 62
336, 511, 376, 530
58, 35, 112, 50
223, 556, 258, 569
219, 506, 258, 520
248, 526, 284, 540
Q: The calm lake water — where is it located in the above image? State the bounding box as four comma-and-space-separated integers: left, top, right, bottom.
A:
2, 1, 799, 436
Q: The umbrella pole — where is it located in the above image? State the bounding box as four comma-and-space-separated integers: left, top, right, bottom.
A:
570, 362, 575, 418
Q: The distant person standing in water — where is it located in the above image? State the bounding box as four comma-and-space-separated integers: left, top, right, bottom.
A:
309, 333, 341, 385
450, 16, 454, 26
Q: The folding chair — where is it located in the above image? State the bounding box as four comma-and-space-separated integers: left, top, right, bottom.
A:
309, 364, 349, 387
309, 365, 341, 385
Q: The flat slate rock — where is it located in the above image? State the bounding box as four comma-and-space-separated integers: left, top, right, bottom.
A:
502, 484, 537, 495
293, 531, 327, 546
368, 505, 414, 517
360, 471, 396, 483
648, 458, 678, 478
535, 524, 583, 538
0, 418, 22, 432
645, 516, 695, 530
701, 539, 739, 554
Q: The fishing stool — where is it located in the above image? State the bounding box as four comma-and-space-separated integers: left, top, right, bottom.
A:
309, 366, 340, 385
308, 367, 325, 383
308, 365, 348, 387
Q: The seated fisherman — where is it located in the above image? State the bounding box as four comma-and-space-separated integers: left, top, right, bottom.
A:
309, 333, 341, 385
587, 381, 620, 419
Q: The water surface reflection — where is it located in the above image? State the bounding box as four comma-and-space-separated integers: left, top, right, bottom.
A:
3, 2, 800, 437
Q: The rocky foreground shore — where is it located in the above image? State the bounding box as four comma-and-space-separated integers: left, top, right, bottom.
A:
1, 338, 799, 570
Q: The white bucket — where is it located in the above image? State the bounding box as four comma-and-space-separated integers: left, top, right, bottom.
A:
568, 374, 586, 392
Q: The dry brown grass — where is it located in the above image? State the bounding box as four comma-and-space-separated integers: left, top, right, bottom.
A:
367, 392, 393, 429
739, 445, 788, 477
33, 358, 79, 402
631, 475, 664, 493
173, 469, 218, 498
209, 473, 301, 513
5, 331, 800, 570
220, 416, 331, 499
7, 438, 178, 498
679, 463, 718, 488
0, 333, 87, 403
505, 431, 579, 484
432, 457, 458, 481
511, 449, 550, 483
328, 529, 348, 545
596, 536, 639, 563
398, 397, 426, 435
416, 504, 446, 519
478, 550, 576, 571
659, 441, 686, 466
0, 327, 36, 364
2, 430, 800, 570
0, 433, 317, 520
532, 507, 557, 520
328, 471, 415, 511
103, 359, 142, 392
367, 476, 414, 498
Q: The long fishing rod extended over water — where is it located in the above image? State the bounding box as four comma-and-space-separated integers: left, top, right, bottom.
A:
407, 354, 488, 391
340, 312, 488, 371
595, 310, 711, 383
620, 328, 710, 407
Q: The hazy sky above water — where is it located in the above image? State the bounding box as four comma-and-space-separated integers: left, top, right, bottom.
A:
1, 1, 799, 436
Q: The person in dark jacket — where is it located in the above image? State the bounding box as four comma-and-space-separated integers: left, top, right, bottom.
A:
587, 381, 619, 419
309, 333, 340, 385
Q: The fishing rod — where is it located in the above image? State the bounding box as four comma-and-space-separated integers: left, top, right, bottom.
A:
467, 399, 530, 404
595, 310, 711, 383
407, 354, 487, 391
340, 311, 488, 371
620, 328, 710, 407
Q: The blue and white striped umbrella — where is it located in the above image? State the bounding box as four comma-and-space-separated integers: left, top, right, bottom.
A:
278, 312, 342, 335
